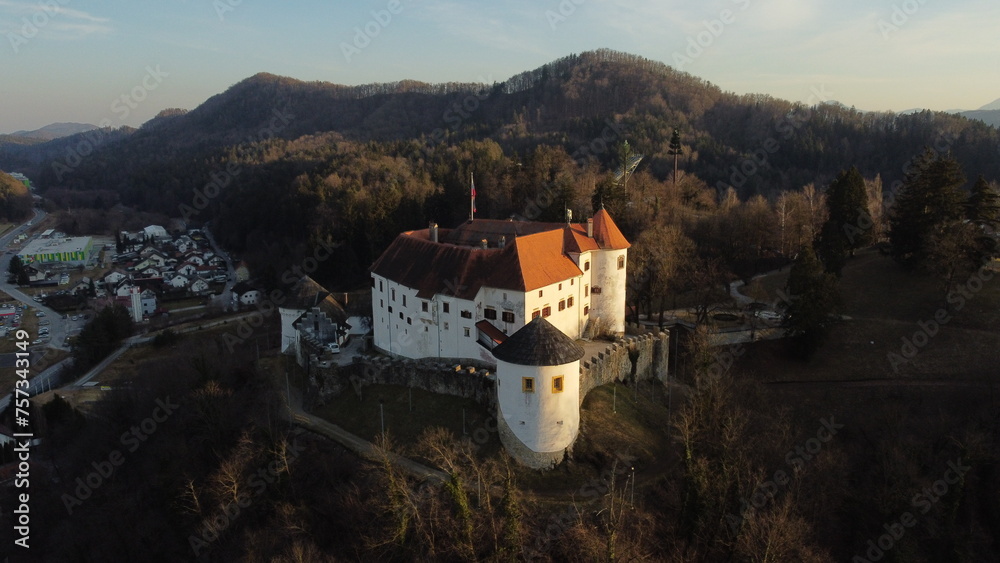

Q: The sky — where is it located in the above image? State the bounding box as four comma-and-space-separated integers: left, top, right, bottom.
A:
1, 0, 998, 133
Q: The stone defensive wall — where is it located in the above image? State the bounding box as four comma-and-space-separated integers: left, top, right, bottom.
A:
322, 329, 669, 408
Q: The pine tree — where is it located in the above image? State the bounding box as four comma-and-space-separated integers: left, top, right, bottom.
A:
8, 255, 28, 285
889, 150, 966, 269
816, 166, 871, 275
667, 129, 683, 186
783, 245, 840, 359
966, 175, 1000, 230
964, 174, 1000, 263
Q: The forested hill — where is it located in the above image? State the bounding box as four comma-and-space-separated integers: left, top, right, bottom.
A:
4, 49, 999, 287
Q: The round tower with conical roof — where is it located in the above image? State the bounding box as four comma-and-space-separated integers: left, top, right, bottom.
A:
493, 316, 585, 469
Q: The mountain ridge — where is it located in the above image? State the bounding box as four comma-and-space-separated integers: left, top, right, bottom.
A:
2, 49, 998, 204
10, 122, 98, 140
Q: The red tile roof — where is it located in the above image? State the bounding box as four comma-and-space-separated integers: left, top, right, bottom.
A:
371, 213, 629, 298
592, 208, 631, 250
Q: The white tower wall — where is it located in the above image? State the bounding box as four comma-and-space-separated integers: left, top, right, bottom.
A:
589, 248, 628, 335
496, 359, 580, 468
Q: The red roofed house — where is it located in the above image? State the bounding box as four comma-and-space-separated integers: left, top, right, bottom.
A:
370, 208, 630, 364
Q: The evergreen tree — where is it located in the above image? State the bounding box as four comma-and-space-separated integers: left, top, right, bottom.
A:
966, 175, 1000, 230
783, 245, 840, 359
8, 255, 28, 285
667, 129, 683, 186
962, 175, 1000, 265
816, 166, 871, 275
889, 150, 967, 269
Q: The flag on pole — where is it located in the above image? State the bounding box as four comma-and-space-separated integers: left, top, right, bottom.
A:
470, 172, 477, 219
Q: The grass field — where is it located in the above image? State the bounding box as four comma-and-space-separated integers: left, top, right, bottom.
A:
737, 249, 1000, 382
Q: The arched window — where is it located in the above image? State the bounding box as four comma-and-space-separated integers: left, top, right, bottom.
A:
617, 255, 625, 270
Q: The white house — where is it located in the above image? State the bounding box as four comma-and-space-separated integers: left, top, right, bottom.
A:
231, 282, 262, 307
369, 208, 630, 364
140, 289, 157, 316
168, 274, 189, 289
103, 269, 128, 286
189, 278, 210, 294
279, 276, 349, 357
177, 262, 198, 277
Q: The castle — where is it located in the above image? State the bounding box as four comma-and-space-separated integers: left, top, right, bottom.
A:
370, 209, 631, 468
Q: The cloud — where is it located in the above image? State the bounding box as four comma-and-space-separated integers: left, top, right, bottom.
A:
0, 0, 112, 38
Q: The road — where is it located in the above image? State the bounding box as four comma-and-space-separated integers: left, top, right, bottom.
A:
0, 207, 87, 352
203, 224, 237, 310
0, 357, 73, 413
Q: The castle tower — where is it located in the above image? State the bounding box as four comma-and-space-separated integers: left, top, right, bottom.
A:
493, 317, 585, 469
588, 208, 630, 335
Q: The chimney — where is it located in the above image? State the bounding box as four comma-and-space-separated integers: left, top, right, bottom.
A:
498, 236, 506, 249
480, 238, 488, 249
587, 218, 594, 238
429, 222, 438, 243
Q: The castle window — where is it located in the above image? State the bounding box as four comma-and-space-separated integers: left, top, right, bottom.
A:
399, 312, 404, 320
422, 301, 428, 312
592, 286, 602, 294
522, 377, 535, 393
532, 309, 540, 319
552, 376, 564, 393
538, 290, 543, 297
464, 327, 471, 337
618, 255, 625, 270
558, 299, 566, 311
443, 302, 450, 314
391, 289, 396, 301
380, 280, 383, 292
584, 305, 590, 316
542, 306, 551, 318
584, 261, 590, 271
567, 296, 574, 308
571, 279, 574, 285
502, 311, 514, 323
484, 307, 497, 320
558, 283, 562, 290
380, 300, 384, 308
407, 317, 412, 325
585, 285, 589, 297
460, 310, 472, 319
388, 306, 393, 313
444, 322, 449, 330
402, 295, 407, 307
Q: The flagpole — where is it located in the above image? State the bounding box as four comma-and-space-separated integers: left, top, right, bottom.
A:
470, 171, 476, 222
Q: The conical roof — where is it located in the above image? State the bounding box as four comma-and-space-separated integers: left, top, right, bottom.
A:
491, 317, 585, 366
